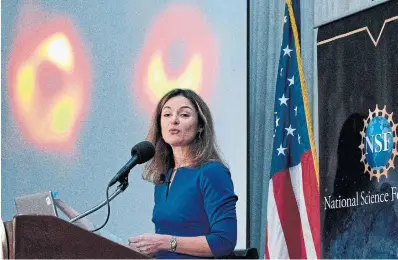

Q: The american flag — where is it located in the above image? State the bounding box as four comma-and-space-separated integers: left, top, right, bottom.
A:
265, 0, 320, 259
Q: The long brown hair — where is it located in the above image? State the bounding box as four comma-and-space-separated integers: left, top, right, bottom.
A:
143, 89, 225, 184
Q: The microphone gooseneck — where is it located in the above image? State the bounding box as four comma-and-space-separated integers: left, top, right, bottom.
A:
69, 141, 155, 233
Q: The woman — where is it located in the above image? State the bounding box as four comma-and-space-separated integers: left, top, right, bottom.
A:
128, 89, 238, 259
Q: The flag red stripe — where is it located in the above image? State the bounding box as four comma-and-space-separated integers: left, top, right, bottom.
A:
272, 170, 307, 259
265, 228, 270, 259
301, 150, 321, 258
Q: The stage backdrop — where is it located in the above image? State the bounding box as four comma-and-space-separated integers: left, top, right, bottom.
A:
1, 0, 247, 249
317, 1, 398, 258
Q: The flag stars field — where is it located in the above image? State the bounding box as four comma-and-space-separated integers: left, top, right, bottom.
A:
279, 94, 289, 106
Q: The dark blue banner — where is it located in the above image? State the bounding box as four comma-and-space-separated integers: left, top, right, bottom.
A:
317, 1, 398, 258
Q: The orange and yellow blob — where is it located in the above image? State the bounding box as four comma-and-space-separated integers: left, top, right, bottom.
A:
8, 18, 91, 151
134, 4, 218, 114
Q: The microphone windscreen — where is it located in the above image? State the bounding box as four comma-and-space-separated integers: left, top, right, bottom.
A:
131, 141, 155, 164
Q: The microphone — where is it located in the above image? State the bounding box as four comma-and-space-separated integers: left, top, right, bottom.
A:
70, 141, 154, 230
108, 141, 155, 187
161, 173, 172, 199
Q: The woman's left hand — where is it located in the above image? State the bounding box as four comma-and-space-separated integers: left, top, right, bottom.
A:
128, 233, 168, 256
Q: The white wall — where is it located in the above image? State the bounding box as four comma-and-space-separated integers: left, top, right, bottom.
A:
314, 0, 391, 27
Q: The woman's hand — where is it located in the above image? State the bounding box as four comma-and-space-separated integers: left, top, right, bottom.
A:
128, 233, 169, 256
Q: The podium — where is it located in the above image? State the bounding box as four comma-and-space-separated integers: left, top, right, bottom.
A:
3, 215, 148, 259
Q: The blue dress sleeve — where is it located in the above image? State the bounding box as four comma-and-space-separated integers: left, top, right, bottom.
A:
200, 163, 238, 257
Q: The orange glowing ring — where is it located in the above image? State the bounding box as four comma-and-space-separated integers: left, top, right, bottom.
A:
134, 4, 218, 114
7, 17, 91, 152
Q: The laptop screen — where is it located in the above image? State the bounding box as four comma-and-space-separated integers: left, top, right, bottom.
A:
15, 191, 58, 216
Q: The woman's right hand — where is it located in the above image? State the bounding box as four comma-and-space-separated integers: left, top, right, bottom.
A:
128, 233, 169, 256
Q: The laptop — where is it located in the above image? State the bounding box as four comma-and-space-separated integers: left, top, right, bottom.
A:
15, 191, 58, 216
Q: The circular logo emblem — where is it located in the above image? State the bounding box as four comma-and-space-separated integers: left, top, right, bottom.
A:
359, 105, 398, 181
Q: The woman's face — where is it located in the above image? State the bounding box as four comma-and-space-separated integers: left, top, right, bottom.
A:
160, 96, 200, 148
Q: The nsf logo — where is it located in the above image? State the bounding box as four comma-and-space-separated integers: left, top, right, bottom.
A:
359, 105, 398, 181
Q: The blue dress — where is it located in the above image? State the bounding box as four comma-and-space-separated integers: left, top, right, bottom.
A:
152, 161, 238, 259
